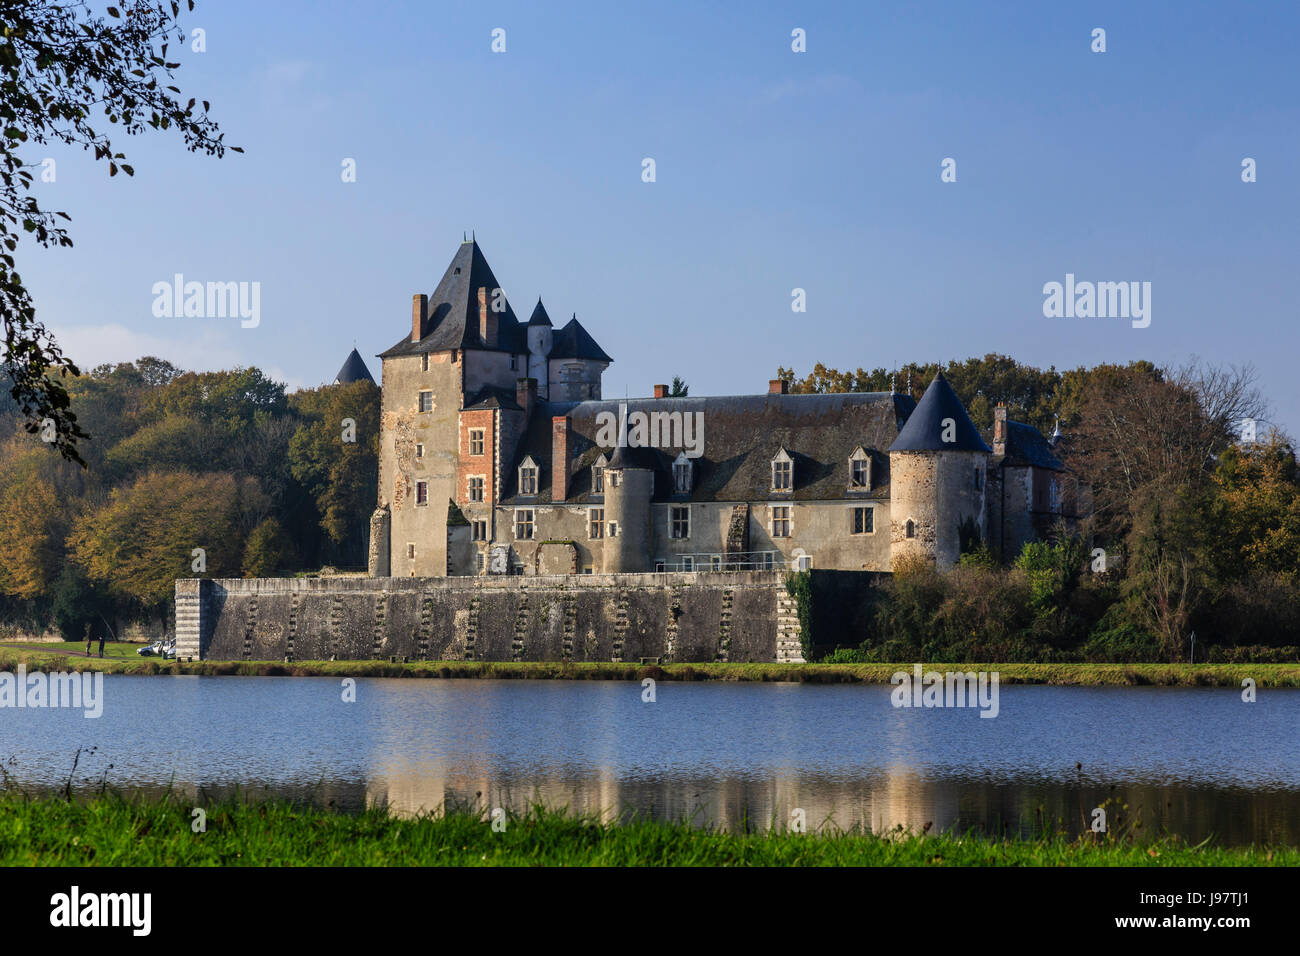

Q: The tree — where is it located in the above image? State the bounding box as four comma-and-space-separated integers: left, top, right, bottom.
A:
69, 470, 267, 612
0, 0, 239, 463
0, 441, 66, 598
288, 380, 379, 566
669, 376, 689, 397
242, 517, 292, 577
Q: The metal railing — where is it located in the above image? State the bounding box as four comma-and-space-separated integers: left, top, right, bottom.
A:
656, 551, 795, 572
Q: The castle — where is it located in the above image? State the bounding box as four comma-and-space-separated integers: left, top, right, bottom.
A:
367, 239, 1084, 579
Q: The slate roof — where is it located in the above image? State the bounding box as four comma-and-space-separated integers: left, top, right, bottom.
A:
380, 239, 525, 358
889, 371, 991, 453
499, 391, 916, 505
463, 385, 522, 412
549, 315, 613, 363
334, 348, 374, 384
990, 419, 1065, 471
379, 242, 613, 365
527, 298, 553, 326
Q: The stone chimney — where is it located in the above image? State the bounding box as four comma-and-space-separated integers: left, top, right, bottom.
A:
552, 416, 570, 501
478, 287, 498, 348
653, 384, 669, 398
994, 404, 1008, 456
516, 377, 537, 421
411, 294, 428, 343
769, 379, 789, 395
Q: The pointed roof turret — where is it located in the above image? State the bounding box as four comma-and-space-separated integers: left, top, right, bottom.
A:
527, 298, 553, 326
334, 348, 375, 385
549, 314, 613, 363
379, 238, 523, 357
889, 371, 990, 452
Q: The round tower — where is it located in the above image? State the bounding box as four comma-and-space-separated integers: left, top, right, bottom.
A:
526, 298, 553, 398
887, 372, 991, 570
603, 446, 654, 573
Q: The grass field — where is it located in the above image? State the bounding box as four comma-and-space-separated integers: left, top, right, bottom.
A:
1, 645, 1297, 686
0, 794, 1293, 866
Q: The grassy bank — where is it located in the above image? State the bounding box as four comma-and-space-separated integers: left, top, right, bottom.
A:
0, 794, 1292, 866
1, 645, 1297, 686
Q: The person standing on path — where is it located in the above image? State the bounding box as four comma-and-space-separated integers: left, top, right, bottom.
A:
98, 633, 106, 658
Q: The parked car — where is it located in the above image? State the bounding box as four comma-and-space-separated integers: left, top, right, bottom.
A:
136, 640, 165, 657
159, 640, 177, 660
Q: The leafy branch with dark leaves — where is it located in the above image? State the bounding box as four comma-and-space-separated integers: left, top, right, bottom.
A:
0, 0, 240, 464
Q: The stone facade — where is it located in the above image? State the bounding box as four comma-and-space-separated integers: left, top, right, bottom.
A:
175, 572, 802, 664
371, 239, 1085, 578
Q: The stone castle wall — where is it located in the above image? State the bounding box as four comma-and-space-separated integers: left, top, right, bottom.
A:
175, 572, 805, 664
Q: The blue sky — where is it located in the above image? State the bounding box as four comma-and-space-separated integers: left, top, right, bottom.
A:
21, 0, 1300, 431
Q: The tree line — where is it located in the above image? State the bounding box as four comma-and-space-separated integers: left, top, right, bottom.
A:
0, 357, 377, 639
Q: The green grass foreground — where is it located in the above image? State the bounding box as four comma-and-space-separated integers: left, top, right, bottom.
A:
1, 644, 1298, 686
1, 795, 1294, 866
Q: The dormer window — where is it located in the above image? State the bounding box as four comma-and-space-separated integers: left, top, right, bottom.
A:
518, 455, 538, 496
673, 452, 692, 494
592, 454, 607, 494
771, 449, 793, 491
849, 447, 871, 489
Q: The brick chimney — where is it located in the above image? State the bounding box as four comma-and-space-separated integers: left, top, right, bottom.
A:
552, 416, 570, 501
769, 379, 789, 395
478, 287, 498, 348
653, 384, 669, 398
516, 377, 537, 420
993, 404, 1008, 456
411, 294, 428, 343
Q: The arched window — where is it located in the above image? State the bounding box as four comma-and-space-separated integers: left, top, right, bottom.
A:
905, 519, 916, 539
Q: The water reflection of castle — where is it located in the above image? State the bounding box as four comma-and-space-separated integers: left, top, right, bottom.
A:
363, 760, 1019, 836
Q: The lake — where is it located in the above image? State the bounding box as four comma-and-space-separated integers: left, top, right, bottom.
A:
2, 676, 1297, 844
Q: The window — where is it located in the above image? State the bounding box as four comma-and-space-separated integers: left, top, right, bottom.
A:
772, 505, 791, 537
670, 506, 690, 539
471, 520, 487, 541
415, 443, 424, 460
796, 554, 812, 571
673, 453, 692, 494
406, 543, 415, 559
476, 552, 484, 573
906, 519, 916, 539
850, 448, 870, 488
608, 471, 620, 488
682, 556, 694, 572
655, 561, 666, 573
415, 481, 428, 506
593, 466, 604, 494
418, 390, 433, 413
710, 555, 721, 571
518, 456, 538, 495
469, 429, 485, 455
772, 449, 792, 490
762, 552, 774, 570
510, 356, 517, 370
852, 506, 874, 534
589, 508, 604, 539
515, 509, 534, 539
421, 354, 429, 372
973, 467, 983, 491
468, 477, 485, 502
